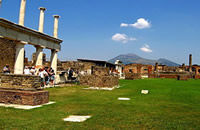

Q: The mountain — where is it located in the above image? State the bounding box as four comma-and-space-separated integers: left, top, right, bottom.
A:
108, 53, 180, 66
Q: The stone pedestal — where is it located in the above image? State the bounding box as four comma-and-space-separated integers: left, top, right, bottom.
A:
0, 74, 49, 106
0, 89, 48, 106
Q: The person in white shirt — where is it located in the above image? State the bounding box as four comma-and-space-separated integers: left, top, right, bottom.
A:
24, 66, 30, 75
30, 66, 36, 75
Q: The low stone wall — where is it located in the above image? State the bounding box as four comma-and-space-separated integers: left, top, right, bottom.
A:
92, 66, 109, 76
0, 74, 40, 90
125, 73, 141, 80
0, 89, 48, 106
0, 74, 49, 105
79, 75, 119, 88
149, 73, 192, 79
194, 75, 200, 79
0, 38, 16, 73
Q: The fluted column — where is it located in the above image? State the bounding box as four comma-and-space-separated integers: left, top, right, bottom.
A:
19, 0, 26, 26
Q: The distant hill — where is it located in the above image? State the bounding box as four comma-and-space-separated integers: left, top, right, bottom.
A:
108, 53, 180, 66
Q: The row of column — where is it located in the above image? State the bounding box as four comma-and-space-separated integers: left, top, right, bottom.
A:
14, 42, 58, 75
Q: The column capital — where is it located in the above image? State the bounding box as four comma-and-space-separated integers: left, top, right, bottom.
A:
51, 49, 59, 53
53, 15, 60, 19
39, 7, 46, 11
34, 45, 45, 49
15, 40, 28, 45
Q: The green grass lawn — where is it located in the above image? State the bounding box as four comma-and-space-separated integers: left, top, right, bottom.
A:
0, 78, 200, 129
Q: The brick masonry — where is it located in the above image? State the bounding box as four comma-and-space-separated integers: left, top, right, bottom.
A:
0, 74, 41, 90
0, 74, 49, 105
0, 89, 49, 106
79, 75, 119, 88
125, 73, 141, 80
0, 38, 16, 73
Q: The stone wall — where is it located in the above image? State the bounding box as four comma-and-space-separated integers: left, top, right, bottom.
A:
125, 73, 141, 80
0, 74, 49, 105
92, 66, 109, 76
0, 74, 40, 90
60, 61, 95, 71
194, 75, 200, 79
149, 72, 192, 79
79, 75, 119, 88
0, 38, 16, 73
0, 89, 48, 105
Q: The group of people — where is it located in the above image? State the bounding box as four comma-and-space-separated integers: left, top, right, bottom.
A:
38, 67, 55, 87
24, 66, 55, 87
2, 64, 55, 88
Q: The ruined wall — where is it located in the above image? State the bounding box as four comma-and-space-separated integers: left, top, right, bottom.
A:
0, 74, 49, 105
92, 66, 109, 76
149, 72, 192, 79
0, 89, 49, 105
0, 38, 16, 73
61, 61, 95, 71
125, 73, 141, 80
0, 74, 40, 90
79, 75, 119, 88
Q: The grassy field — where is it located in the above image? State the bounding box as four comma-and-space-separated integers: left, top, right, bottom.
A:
0, 78, 200, 129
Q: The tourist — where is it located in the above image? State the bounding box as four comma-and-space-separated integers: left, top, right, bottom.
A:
38, 68, 45, 87
30, 66, 36, 75
44, 67, 49, 86
3, 64, 10, 74
68, 68, 73, 80
24, 66, 30, 75
49, 67, 55, 87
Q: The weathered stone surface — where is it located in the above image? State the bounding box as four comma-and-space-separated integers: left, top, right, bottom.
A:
125, 73, 141, 80
177, 75, 189, 80
0, 74, 40, 90
92, 66, 109, 76
0, 89, 49, 106
0, 38, 16, 73
79, 75, 118, 88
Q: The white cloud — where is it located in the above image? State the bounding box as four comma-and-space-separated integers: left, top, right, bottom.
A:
140, 44, 152, 52
120, 23, 129, 27
112, 33, 136, 43
120, 18, 151, 29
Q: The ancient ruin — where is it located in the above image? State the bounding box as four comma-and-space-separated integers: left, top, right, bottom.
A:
0, 0, 62, 105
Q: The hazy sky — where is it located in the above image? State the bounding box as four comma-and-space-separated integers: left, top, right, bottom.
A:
1, 0, 200, 65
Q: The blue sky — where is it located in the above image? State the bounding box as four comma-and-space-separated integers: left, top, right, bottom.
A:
1, 0, 200, 65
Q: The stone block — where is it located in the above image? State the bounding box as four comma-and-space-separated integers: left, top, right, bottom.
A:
79, 75, 119, 88
0, 89, 49, 105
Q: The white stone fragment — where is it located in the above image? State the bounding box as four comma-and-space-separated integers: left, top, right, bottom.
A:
0, 101, 55, 110
83, 87, 115, 91
141, 90, 149, 94
63, 115, 91, 122
118, 97, 130, 100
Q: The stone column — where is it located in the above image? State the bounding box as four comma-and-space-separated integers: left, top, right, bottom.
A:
19, 0, 26, 26
35, 46, 43, 66
38, 7, 46, 33
155, 62, 158, 72
53, 15, 60, 38
189, 54, 192, 72
50, 49, 58, 74
14, 42, 26, 74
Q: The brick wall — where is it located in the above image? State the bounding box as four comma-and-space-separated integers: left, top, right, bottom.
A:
125, 73, 141, 80
0, 74, 40, 90
92, 66, 109, 76
79, 75, 119, 88
0, 38, 16, 73
0, 89, 48, 105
